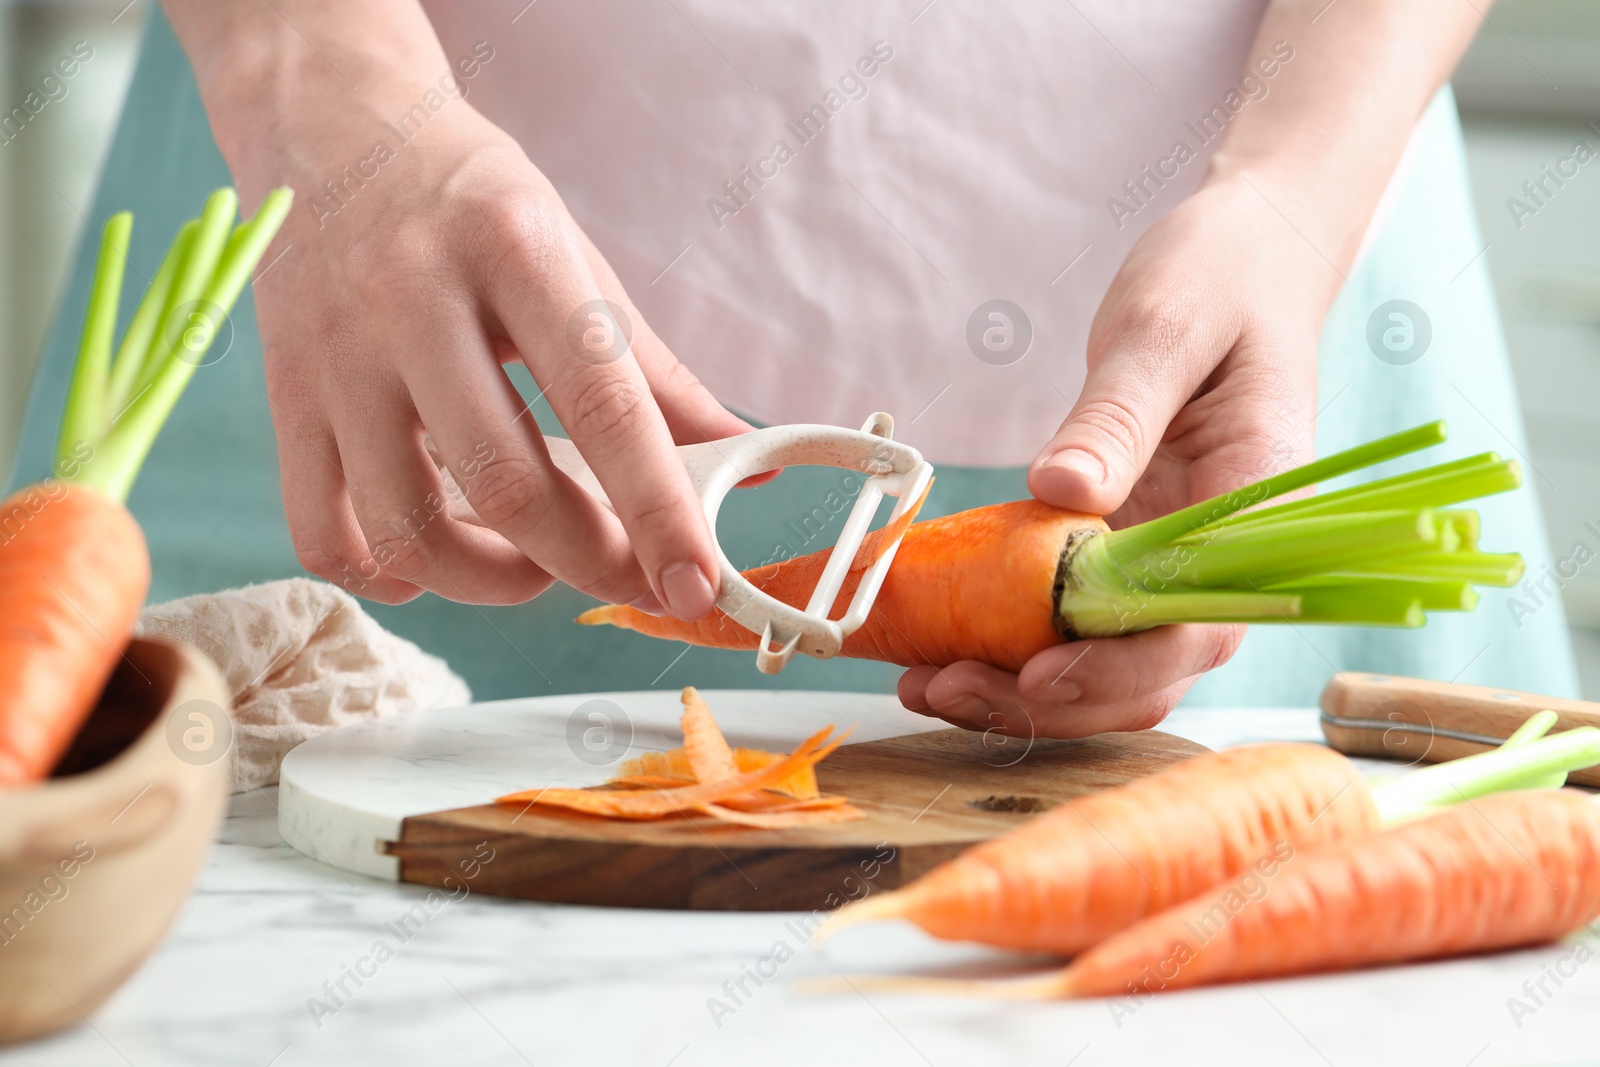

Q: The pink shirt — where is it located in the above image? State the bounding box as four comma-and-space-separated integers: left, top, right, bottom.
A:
424, 0, 1271, 466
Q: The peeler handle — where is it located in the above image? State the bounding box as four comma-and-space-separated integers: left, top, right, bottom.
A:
1319, 672, 1600, 786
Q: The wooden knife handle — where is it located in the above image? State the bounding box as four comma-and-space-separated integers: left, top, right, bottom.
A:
1319, 673, 1600, 787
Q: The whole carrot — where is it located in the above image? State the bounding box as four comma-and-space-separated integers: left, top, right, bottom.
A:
822, 727, 1600, 956
1047, 789, 1600, 997
0, 187, 291, 785
829, 743, 1375, 954
580, 425, 1526, 671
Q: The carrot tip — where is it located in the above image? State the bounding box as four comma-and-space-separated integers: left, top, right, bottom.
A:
794, 972, 1070, 1000
575, 606, 618, 626
813, 889, 912, 944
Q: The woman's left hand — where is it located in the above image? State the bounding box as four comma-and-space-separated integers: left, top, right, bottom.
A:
898, 173, 1346, 739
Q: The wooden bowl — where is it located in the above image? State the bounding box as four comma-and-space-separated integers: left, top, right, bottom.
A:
0, 638, 232, 1044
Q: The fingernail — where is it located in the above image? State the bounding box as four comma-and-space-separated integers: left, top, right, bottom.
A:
628, 590, 666, 616
1042, 448, 1105, 487
659, 561, 715, 620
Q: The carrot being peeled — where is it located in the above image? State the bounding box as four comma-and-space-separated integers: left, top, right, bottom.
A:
580, 423, 1527, 671
0, 187, 292, 785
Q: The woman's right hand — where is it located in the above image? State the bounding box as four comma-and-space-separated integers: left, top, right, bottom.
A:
167, 1, 749, 617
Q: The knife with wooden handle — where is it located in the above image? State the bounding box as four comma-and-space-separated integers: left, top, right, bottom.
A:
1319, 673, 1600, 787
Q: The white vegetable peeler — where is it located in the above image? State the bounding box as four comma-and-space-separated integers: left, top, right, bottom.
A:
544, 413, 933, 674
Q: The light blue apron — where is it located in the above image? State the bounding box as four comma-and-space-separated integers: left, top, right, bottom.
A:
7, 10, 1578, 705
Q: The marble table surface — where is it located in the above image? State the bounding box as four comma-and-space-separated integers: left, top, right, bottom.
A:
5, 697, 1599, 1067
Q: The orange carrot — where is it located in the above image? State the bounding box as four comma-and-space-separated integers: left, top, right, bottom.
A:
1041, 789, 1600, 997
0, 487, 147, 783
584, 500, 1093, 671
580, 424, 1527, 670
0, 188, 291, 785
826, 743, 1378, 954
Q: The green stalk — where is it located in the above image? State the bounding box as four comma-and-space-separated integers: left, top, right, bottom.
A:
1281, 577, 1477, 612
55, 213, 131, 473
1371, 727, 1600, 824
1285, 590, 1424, 627
58, 187, 293, 503
1051, 417, 1527, 636
1501, 710, 1566, 788
1504, 710, 1559, 748
103, 189, 293, 500
106, 219, 197, 415
1154, 510, 1443, 587
1354, 551, 1525, 586
128, 187, 238, 400
1103, 421, 1447, 565
1217, 453, 1509, 530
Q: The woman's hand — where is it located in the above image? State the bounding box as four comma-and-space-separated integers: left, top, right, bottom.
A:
898, 176, 1337, 738
166, 1, 748, 616
898, 0, 1489, 740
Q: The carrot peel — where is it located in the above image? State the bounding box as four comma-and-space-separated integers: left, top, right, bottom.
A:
496, 689, 863, 827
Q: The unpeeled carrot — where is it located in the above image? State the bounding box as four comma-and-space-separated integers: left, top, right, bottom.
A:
822, 725, 1600, 955
0, 487, 147, 783
0, 188, 291, 785
580, 424, 1526, 671
828, 743, 1376, 954
1043, 789, 1600, 997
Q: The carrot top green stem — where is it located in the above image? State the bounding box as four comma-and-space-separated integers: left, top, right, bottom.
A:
1369, 726, 1600, 825
1104, 420, 1448, 564
53, 187, 293, 504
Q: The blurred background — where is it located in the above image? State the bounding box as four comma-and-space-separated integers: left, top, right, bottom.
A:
1, 0, 1597, 691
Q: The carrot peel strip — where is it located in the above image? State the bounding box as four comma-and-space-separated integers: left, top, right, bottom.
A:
497, 690, 863, 826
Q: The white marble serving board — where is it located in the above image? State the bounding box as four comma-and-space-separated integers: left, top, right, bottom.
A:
277, 690, 954, 880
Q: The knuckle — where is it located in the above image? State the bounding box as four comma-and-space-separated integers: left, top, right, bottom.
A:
1070, 397, 1147, 469
291, 537, 348, 581
465, 454, 544, 531
1111, 293, 1201, 360
473, 198, 580, 291
563, 372, 651, 444
1125, 693, 1180, 732
567, 567, 645, 606
1200, 624, 1245, 673
366, 522, 437, 582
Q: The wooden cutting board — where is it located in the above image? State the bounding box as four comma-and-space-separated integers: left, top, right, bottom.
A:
384, 726, 1204, 912
276, 690, 1207, 912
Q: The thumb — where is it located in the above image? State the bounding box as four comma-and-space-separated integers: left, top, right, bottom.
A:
1027, 356, 1192, 517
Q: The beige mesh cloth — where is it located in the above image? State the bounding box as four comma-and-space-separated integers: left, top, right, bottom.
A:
135, 578, 470, 792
